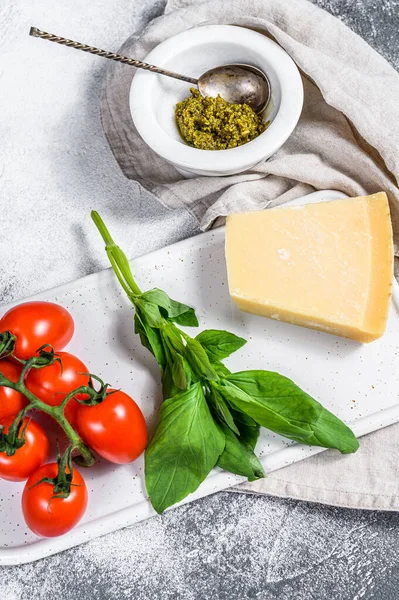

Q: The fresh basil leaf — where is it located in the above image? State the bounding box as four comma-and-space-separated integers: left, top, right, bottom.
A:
145, 382, 225, 513
172, 310, 199, 327
207, 387, 240, 435
141, 288, 199, 327
305, 407, 359, 454
223, 371, 358, 454
134, 312, 165, 369
135, 299, 162, 328
134, 313, 151, 351
171, 353, 189, 391
213, 361, 232, 378
226, 371, 322, 434
217, 423, 265, 482
140, 288, 175, 310
230, 408, 260, 450
161, 332, 193, 399
196, 329, 247, 362
160, 323, 185, 354
185, 338, 218, 381
162, 363, 180, 400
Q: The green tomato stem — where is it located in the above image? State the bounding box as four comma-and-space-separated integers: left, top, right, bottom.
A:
58, 386, 87, 411
20, 357, 35, 382
0, 372, 95, 467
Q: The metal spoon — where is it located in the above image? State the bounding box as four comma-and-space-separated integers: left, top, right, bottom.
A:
29, 27, 271, 114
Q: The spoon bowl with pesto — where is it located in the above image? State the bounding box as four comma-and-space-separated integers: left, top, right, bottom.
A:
130, 25, 303, 177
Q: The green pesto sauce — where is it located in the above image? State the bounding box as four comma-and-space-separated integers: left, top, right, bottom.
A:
175, 88, 267, 151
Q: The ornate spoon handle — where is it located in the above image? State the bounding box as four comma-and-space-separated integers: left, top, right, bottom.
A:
29, 27, 198, 85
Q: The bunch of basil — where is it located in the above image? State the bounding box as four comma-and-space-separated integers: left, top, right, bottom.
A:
92, 212, 359, 514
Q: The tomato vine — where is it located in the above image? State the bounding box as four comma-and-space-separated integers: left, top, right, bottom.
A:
0, 334, 106, 468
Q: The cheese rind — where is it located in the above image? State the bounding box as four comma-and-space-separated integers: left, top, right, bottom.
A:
225, 193, 393, 343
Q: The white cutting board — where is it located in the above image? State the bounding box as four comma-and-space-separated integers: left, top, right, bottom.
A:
1, 190, 399, 565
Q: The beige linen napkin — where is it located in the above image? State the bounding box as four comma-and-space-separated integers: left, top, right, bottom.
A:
101, 0, 399, 510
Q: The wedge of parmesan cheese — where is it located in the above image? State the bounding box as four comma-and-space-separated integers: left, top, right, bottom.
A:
225, 193, 393, 343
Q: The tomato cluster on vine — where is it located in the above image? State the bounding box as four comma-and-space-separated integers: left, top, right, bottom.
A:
0, 301, 148, 538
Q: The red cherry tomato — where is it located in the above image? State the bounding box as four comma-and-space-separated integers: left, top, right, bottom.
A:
76, 389, 148, 464
0, 416, 49, 482
26, 352, 90, 427
0, 361, 28, 421
0, 301, 74, 360
22, 463, 88, 537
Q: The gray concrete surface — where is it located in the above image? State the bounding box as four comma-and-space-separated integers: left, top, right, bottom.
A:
1, 0, 399, 598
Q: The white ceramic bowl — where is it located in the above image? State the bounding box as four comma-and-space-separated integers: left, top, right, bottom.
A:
130, 25, 303, 177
